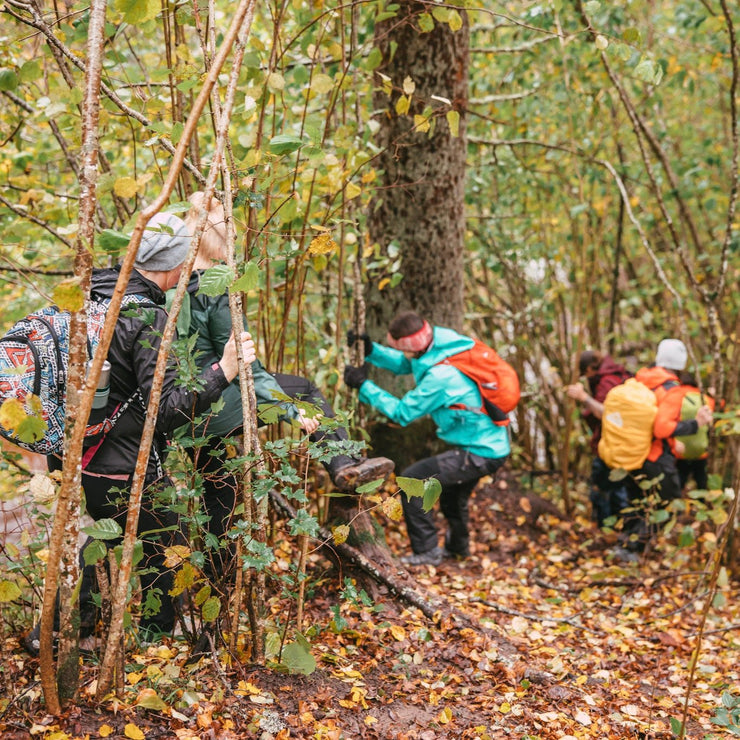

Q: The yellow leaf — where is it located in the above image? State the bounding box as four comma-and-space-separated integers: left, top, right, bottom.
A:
113, 177, 139, 198
402, 76, 415, 95
395, 95, 410, 115
127, 671, 143, 685
390, 624, 406, 641
361, 169, 376, 184
164, 545, 191, 568
52, 278, 85, 312
437, 706, 452, 724
308, 233, 338, 255
136, 688, 167, 711
382, 497, 403, 522
332, 524, 350, 545
345, 182, 361, 200
447, 10, 463, 31
413, 115, 430, 133
499, 701, 511, 713
266, 72, 284, 91
378, 277, 390, 291
99, 725, 115, 737
446, 110, 460, 138
311, 73, 334, 94
0, 398, 27, 431
0, 580, 22, 603
124, 724, 146, 740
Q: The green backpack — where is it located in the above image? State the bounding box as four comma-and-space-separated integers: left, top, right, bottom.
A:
674, 390, 709, 460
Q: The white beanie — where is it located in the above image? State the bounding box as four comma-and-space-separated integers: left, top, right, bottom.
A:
135, 213, 191, 272
655, 338, 687, 371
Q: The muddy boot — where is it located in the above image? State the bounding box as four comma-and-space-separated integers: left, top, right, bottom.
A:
333, 457, 395, 493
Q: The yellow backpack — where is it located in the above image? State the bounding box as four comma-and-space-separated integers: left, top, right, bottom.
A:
597, 379, 657, 471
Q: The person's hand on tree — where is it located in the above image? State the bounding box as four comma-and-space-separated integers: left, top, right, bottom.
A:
696, 404, 714, 427
297, 408, 321, 435
347, 329, 373, 358
219, 331, 256, 382
565, 383, 588, 403
344, 364, 368, 390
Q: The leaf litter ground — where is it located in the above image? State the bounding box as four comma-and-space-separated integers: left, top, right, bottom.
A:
1, 470, 738, 739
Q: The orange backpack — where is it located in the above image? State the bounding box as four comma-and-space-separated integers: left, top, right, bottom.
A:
437, 338, 520, 426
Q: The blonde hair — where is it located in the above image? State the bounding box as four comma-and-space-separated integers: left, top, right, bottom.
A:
185, 191, 228, 264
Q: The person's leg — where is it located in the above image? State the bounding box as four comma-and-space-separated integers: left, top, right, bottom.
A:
272, 372, 394, 490
693, 459, 709, 491
437, 450, 503, 556
589, 457, 613, 527
188, 440, 238, 585
399, 456, 443, 555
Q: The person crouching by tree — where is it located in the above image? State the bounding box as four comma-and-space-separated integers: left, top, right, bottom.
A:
26, 212, 257, 655
176, 192, 394, 584
565, 350, 632, 527
343, 311, 510, 566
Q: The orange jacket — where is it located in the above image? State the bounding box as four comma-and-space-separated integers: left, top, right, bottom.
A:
635, 366, 680, 461
635, 367, 710, 461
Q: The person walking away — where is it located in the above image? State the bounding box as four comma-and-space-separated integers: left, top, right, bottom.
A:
565, 350, 631, 526
344, 311, 511, 566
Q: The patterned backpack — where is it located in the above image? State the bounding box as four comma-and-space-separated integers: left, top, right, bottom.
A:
0, 296, 152, 455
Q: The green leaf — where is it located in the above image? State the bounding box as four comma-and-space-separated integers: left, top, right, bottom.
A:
446, 110, 460, 138
678, 525, 695, 547
232, 261, 260, 293
115, 0, 160, 24
418, 13, 434, 33
98, 229, 131, 252
422, 477, 442, 512
396, 476, 424, 499
16, 415, 47, 444
201, 596, 221, 622
669, 717, 683, 734
268, 134, 304, 155
82, 539, 109, 566
0, 580, 22, 602
282, 633, 316, 675
0, 68, 19, 92
197, 265, 233, 297
365, 47, 383, 72
81, 518, 123, 541
355, 478, 384, 494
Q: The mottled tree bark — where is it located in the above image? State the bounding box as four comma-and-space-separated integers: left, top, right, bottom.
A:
366, 2, 469, 335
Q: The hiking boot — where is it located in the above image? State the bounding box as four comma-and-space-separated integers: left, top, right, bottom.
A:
23, 623, 41, 657
334, 457, 395, 493
400, 547, 445, 566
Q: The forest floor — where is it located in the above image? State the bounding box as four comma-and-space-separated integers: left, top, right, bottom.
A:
0, 469, 738, 739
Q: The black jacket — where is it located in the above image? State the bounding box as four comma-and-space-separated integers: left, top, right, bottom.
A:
84, 267, 229, 478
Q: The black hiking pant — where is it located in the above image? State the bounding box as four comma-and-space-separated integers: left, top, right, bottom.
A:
193, 372, 355, 584
400, 449, 505, 557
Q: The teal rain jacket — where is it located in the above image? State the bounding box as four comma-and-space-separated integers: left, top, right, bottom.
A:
359, 326, 511, 459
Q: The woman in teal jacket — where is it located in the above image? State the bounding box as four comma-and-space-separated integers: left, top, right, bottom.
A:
345, 312, 510, 565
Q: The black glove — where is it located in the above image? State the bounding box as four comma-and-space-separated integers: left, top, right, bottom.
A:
347, 329, 373, 358
344, 363, 368, 389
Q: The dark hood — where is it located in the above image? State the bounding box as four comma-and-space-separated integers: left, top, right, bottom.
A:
91, 266, 166, 305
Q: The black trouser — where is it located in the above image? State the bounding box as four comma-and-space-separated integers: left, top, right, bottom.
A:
589, 456, 631, 527
677, 458, 708, 491
194, 372, 354, 583
400, 449, 505, 556
80, 474, 181, 635
620, 445, 681, 548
